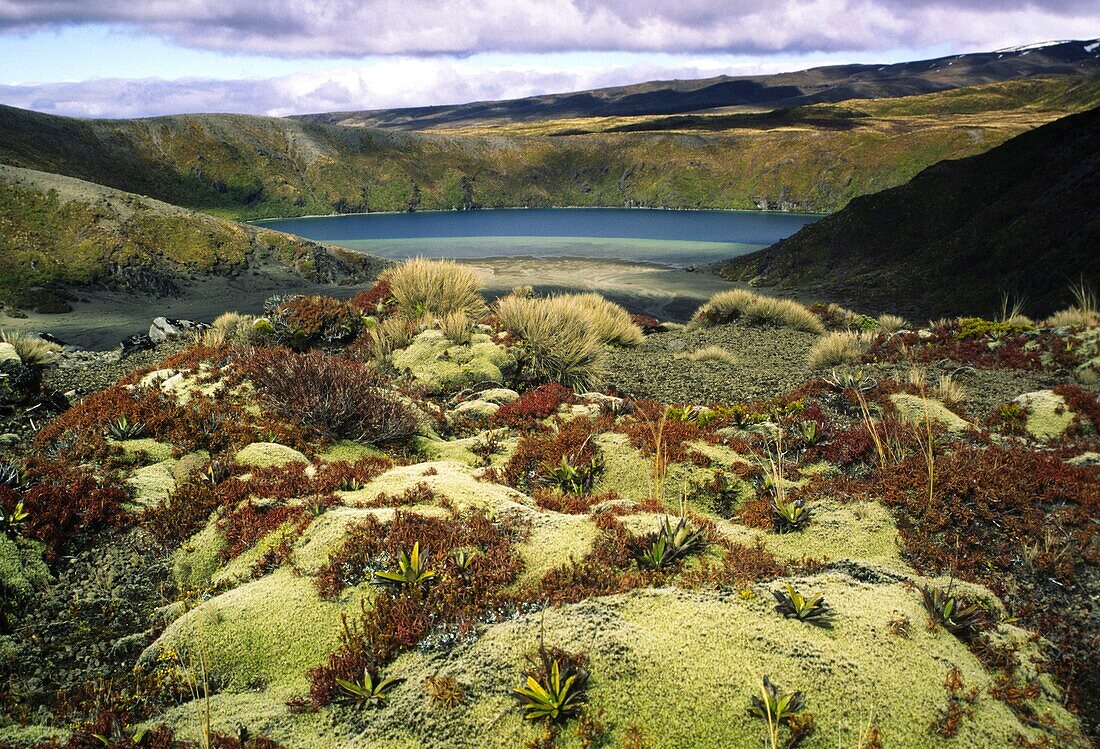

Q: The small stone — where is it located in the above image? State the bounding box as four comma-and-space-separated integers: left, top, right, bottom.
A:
450, 399, 500, 421
149, 317, 207, 344
1013, 390, 1076, 441
478, 388, 521, 405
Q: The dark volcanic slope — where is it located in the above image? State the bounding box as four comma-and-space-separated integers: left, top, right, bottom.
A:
716, 106, 1100, 319
296, 40, 1100, 130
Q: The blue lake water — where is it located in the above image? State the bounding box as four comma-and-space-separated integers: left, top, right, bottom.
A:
255, 208, 819, 267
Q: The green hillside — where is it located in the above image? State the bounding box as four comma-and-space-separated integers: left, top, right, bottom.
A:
1, 77, 1097, 221
0, 165, 383, 309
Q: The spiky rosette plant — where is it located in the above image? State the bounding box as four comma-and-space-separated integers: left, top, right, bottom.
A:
372, 542, 437, 588
921, 585, 983, 639
772, 583, 834, 628
639, 516, 707, 568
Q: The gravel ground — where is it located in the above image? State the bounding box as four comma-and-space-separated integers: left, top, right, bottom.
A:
606, 321, 820, 403
607, 321, 1079, 419
45, 340, 190, 399
2, 528, 174, 725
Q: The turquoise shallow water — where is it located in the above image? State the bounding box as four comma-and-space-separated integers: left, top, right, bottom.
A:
256, 207, 819, 267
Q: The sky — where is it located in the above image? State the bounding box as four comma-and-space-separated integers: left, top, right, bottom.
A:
0, 1, 1097, 118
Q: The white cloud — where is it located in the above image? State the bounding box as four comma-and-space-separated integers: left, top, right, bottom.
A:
0, 57, 776, 117
0, 0, 1096, 57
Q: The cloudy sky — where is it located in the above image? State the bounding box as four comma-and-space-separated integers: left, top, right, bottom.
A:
0, 0, 1097, 118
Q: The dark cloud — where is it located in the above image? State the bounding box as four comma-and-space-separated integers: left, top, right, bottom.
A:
0, 1, 1097, 57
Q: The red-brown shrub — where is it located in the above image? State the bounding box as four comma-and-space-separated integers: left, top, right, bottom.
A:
141, 480, 222, 547
219, 501, 313, 560
243, 348, 419, 446
621, 399, 708, 464
349, 279, 396, 318
875, 444, 1100, 727
308, 509, 525, 706
491, 384, 575, 427
19, 460, 130, 559
501, 417, 602, 491
265, 294, 362, 349
629, 313, 661, 334
1052, 384, 1100, 436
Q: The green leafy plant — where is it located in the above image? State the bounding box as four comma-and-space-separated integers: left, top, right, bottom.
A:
91, 718, 148, 747
798, 421, 821, 446
372, 542, 437, 588
770, 495, 809, 532
749, 675, 812, 749
748, 673, 809, 743
515, 659, 588, 723
772, 583, 834, 628
336, 669, 403, 709
105, 415, 147, 440
921, 585, 983, 638
203, 459, 230, 485
305, 497, 330, 517
449, 549, 477, 576
639, 515, 707, 568
340, 476, 366, 492
822, 369, 876, 392
664, 404, 714, 426
543, 455, 602, 495
1, 499, 29, 536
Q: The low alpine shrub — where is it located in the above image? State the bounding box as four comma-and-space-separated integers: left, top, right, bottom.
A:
244, 347, 419, 446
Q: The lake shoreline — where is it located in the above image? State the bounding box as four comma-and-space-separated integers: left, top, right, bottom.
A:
250, 204, 827, 224
0, 257, 744, 350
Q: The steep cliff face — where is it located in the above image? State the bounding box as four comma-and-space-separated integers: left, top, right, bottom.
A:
716, 106, 1100, 318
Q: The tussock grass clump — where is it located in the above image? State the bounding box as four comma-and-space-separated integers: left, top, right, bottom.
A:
0, 329, 61, 365
675, 345, 737, 364
213, 311, 262, 344
691, 289, 824, 334
811, 302, 864, 330
381, 258, 486, 321
357, 316, 420, 362
439, 311, 473, 344
496, 295, 606, 390
197, 311, 267, 347
564, 293, 645, 346
1043, 283, 1099, 328
807, 331, 863, 370
876, 313, 907, 334
933, 374, 967, 405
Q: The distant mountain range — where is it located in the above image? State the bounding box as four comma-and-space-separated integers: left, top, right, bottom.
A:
295, 39, 1100, 131
715, 104, 1100, 318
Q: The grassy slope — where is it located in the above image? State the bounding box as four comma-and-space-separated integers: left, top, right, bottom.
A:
715, 104, 1100, 318
0, 78, 1097, 221
0, 165, 384, 303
